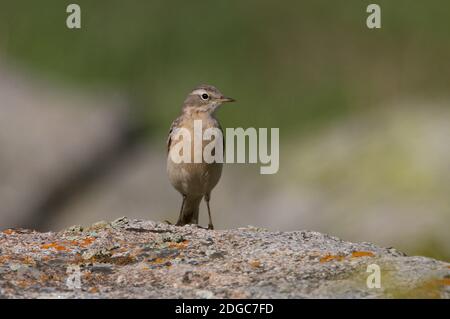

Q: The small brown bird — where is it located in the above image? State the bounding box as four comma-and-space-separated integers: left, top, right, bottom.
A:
166, 85, 235, 229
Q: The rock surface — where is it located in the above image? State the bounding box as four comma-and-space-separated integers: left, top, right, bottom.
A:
0, 218, 449, 299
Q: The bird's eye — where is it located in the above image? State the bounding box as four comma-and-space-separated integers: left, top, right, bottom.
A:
201, 93, 209, 100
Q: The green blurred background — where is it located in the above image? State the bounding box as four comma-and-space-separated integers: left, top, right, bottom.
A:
0, 1, 449, 260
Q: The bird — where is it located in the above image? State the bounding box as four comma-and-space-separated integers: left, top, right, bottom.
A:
166, 84, 235, 229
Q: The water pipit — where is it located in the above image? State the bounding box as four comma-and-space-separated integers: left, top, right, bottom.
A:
166, 85, 235, 229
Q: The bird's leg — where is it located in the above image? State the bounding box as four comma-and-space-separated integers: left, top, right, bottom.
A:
205, 193, 214, 230
176, 194, 187, 226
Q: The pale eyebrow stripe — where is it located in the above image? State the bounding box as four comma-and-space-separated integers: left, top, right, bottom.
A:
190, 89, 208, 95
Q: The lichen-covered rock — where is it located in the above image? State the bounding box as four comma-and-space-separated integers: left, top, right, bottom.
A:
0, 219, 448, 299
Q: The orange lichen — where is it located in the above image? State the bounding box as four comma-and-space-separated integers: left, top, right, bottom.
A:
40, 237, 95, 253
249, 260, 261, 268
88, 287, 99, 294
110, 255, 135, 265
437, 278, 450, 286
2, 229, 15, 235
83, 272, 93, 280
0, 255, 11, 263
320, 254, 345, 263
22, 256, 36, 266
16, 280, 31, 289
41, 242, 68, 251
149, 257, 171, 267
79, 237, 96, 247
152, 258, 166, 264
168, 240, 189, 249
351, 251, 375, 258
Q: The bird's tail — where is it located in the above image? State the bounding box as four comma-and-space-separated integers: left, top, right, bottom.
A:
177, 195, 203, 225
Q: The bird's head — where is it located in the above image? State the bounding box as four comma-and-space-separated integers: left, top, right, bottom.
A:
182, 84, 235, 114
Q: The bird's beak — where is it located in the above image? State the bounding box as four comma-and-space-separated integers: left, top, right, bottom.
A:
219, 96, 236, 103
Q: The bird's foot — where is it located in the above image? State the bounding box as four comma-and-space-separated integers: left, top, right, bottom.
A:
190, 224, 208, 230
208, 224, 214, 230
175, 220, 185, 227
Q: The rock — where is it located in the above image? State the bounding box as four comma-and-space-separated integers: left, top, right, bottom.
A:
161, 233, 184, 243
66, 225, 84, 233
195, 290, 215, 299
111, 217, 129, 229
82, 248, 112, 261
89, 263, 114, 274
9, 263, 23, 271
205, 249, 225, 259
0, 219, 448, 299
87, 221, 111, 231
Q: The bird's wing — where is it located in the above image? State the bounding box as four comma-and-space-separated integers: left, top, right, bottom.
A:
167, 115, 225, 155
167, 115, 183, 154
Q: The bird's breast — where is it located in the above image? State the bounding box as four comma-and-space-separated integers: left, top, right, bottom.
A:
167, 113, 223, 195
